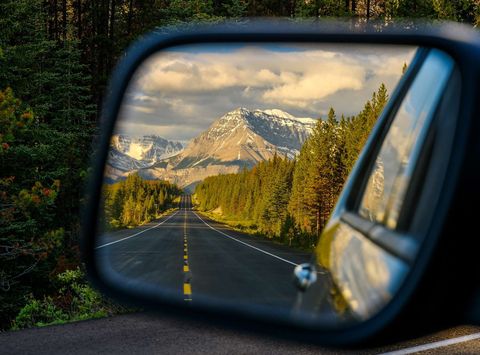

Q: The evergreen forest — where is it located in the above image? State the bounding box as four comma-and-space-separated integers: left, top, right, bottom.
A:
102, 173, 181, 230
195, 84, 388, 248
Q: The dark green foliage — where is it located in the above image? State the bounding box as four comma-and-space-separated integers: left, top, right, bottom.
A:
288, 85, 389, 241
196, 155, 295, 237
0, 0, 94, 331
295, 0, 480, 25
0, 86, 85, 330
102, 173, 181, 229
12, 268, 126, 329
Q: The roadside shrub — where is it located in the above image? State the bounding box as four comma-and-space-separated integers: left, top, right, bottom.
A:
11, 267, 128, 329
56, 268, 109, 321
12, 297, 67, 329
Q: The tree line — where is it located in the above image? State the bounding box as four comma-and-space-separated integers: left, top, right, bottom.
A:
102, 173, 181, 229
195, 84, 388, 249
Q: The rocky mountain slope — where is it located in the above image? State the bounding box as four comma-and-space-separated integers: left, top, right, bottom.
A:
105, 135, 184, 182
106, 108, 317, 189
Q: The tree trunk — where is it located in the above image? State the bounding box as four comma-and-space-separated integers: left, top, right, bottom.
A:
316, 206, 320, 239
53, 0, 59, 40
62, 0, 67, 40
127, 0, 133, 35
366, 0, 371, 20
109, 0, 115, 41
76, 0, 82, 38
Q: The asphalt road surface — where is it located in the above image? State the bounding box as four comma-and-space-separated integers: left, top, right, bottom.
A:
5, 196, 480, 354
95, 195, 318, 309
2, 312, 480, 354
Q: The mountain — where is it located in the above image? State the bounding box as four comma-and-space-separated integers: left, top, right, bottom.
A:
133, 108, 317, 190
111, 135, 184, 162
167, 108, 316, 170
106, 135, 184, 178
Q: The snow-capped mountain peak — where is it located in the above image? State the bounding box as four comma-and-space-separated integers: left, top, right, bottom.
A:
259, 109, 295, 119
105, 108, 318, 189
107, 135, 184, 178
177, 108, 317, 168
111, 134, 184, 163
204, 108, 317, 142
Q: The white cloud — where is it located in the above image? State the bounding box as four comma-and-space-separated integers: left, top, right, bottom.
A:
115, 121, 199, 141
135, 48, 365, 97
127, 105, 155, 114
120, 44, 416, 139
138, 58, 284, 93
373, 55, 410, 76
262, 63, 365, 108
132, 94, 157, 103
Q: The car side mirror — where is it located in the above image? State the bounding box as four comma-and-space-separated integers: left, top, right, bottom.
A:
82, 21, 480, 346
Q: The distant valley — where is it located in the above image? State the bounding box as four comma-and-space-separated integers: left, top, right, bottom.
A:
105, 108, 317, 190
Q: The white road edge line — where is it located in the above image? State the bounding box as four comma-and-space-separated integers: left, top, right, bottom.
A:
379, 332, 480, 355
192, 211, 298, 267
95, 210, 180, 249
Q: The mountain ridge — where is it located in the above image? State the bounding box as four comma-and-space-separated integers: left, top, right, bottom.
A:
106, 108, 318, 189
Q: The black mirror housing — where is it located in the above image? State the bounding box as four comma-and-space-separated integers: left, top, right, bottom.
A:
81, 20, 480, 346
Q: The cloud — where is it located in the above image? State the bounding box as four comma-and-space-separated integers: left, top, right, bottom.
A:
115, 121, 200, 142
127, 105, 155, 114
137, 57, 285, 93
132, 94, 157, 103
262, 63, 365, 108
122, 93, 197, 117
119, 44, 416, 140
371, 55, 410, 77
135, 47, 366, 100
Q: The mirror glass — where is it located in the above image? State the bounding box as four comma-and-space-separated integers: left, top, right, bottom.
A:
95, 43, 420, 327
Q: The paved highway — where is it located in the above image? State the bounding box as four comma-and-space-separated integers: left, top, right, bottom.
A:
2, 312, 480, 354
95, 195, 318, 309
5, 196, 480, 353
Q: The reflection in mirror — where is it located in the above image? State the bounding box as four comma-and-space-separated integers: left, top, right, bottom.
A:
359, 49, 455, 230
96, 43, 417, 327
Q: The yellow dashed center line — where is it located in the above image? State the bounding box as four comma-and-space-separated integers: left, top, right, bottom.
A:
183, 195, 192, 302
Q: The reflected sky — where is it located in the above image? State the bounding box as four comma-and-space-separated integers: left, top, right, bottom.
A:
118, 44, 416, 141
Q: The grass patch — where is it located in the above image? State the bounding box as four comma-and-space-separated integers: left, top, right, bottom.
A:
201, 210, 258, 234
196, 209, 314, 252
112, 207, 179, 230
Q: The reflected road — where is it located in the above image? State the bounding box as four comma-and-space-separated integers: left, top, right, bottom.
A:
96, 195, 317, 308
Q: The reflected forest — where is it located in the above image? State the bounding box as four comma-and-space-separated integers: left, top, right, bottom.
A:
102, 175, 182, 229
195, 84, 388, 249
